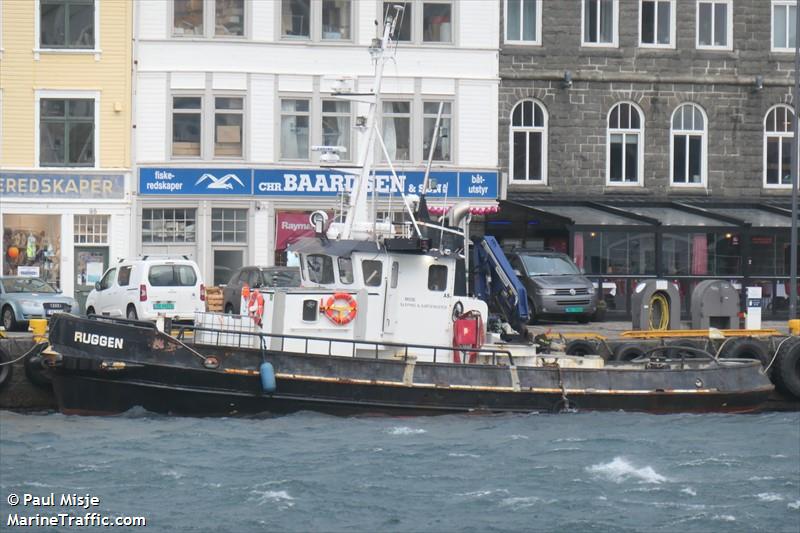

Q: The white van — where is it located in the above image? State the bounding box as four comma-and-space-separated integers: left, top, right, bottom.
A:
86, 257, 205, 321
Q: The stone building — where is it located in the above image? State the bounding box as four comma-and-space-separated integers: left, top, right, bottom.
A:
491, 0, 798, 319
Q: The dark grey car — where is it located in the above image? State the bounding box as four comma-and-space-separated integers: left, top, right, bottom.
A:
222, 266, 302, 314
506, 251, 597, 324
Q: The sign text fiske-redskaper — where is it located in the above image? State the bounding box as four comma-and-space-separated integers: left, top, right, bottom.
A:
73, 331, 124, 350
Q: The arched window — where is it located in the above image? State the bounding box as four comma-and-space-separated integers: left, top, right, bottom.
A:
764, 105, 795, 187
607, 102, 644, 185
671, 103, 707, 186
510, 99, 548, 183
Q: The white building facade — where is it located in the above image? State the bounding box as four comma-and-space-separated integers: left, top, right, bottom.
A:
133, 0, 500, 286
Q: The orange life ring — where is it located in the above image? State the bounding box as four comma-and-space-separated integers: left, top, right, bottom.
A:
321, 292, 358, 325
247, 290, 265, 326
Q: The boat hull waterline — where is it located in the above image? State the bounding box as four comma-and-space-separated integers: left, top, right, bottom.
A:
47, 315, 773, 416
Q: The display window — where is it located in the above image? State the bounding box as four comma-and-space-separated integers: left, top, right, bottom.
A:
3, 214, 62, 287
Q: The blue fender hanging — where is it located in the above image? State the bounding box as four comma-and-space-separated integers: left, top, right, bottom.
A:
260, 362, 276, 393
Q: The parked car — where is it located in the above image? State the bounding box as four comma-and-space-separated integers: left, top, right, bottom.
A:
0, 277, 79, 331
85, 257, 205, 322
223, 266, 302, 314
505, 250, 597, 324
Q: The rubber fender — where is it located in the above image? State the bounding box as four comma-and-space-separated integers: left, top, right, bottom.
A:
260, 362, 276, 393
24, 353, 52, 389
0, 347, 13, 392
613, 342, 646, 362
718, 337, 770, 367
666, 339, 704, 359
774, 337, 800, 399
565, 339, 598, 357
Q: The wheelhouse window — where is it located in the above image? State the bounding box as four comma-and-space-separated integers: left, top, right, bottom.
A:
606, 102, 643, 185
362, 260, 383, 287
583, 0, 617, 46
765, 105, 794, 188
142, 209, 197, 243
423, 101, 452, 161
322, 100, 351, 160
174, 0, 204, 36
671, 103, 707, 186
40, 0, 94, 48
337, 257, 354, 284
427, 265, 447, 291
214, 97, 244, 157
382, 101, 411, 161
697, 0, 732, 50
306, 254, 334, 284
280, 98, 310, 160
40, 98, 95, 167
172, 96, 202, 158
640, 0, 674, 47
510, 99, 547, 183
773, 1, 797, 52
505, 0, 541, 44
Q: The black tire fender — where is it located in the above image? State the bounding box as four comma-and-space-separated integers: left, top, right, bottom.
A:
774, 337, 800, 399
0, 347, 13, 392
24, 352, 52, 389
565, 339, 598, 357
718, 337, 770, 367
613, 342, 646, 362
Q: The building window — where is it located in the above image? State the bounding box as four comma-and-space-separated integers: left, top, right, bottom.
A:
172, 96, 202, 158
510, 99, 547, 183
40, 98, 94, 167
174, 0, 204, 36
211, 208, 247, 243
142, 209, 197, 243
764, 105, 794, 188
423, 101, 452, 162
671, 103, 707, 187
505, 0, 541, 44
606, 102, 643, 185
322, 100, 351, 159
280, 98, 310, 160
74, 215, 108, 244
773, 1, 797, 52
382, 101, 412, 161
383, 1, 452, 44
697, 0, 732, 50
214, 97, 243, 157
40, 0, 94, 48
282, 0, 352, 41
582, 0, 618, 47
640, 0, 674, 47
216, 0, 244, 36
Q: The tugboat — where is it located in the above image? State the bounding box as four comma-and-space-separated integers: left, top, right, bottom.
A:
44, 8, 773, 416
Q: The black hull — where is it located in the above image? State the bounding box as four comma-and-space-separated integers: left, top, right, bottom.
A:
46, 314, 774, 416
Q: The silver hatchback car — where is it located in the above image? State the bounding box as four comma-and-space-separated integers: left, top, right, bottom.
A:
506, 251, 597, 324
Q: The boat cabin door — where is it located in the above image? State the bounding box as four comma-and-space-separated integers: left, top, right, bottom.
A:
382, 259, 400, 334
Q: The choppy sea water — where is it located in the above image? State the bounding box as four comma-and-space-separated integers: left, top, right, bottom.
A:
1, 410, 798, 533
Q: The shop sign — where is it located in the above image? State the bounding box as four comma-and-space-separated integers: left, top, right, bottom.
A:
254, 170, 497, 198
139, 168, 252, 195
17, 266, 40, 277
275, 211, 316, 250
0, 173, 124, 199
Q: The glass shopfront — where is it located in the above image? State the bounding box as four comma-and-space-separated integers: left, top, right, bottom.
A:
2, 214, 62, 287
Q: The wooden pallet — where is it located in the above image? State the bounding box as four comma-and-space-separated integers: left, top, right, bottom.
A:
205, 286, 224, 313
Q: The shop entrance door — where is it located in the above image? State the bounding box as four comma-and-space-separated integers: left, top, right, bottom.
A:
74, 247, 109, 314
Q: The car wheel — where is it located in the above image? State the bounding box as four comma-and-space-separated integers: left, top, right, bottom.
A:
225, 303, 234, 315
86, 306, 96, 316
126, 305, 138, 320
527, 299, 537, 325
2, 306, 19, 332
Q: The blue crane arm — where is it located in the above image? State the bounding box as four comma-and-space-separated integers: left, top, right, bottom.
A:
472, 236, 530, 332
